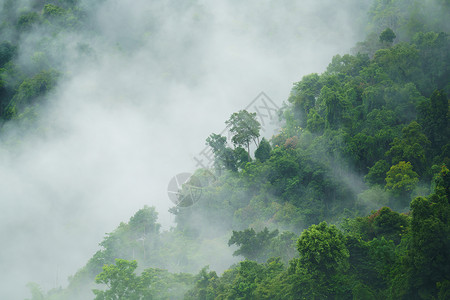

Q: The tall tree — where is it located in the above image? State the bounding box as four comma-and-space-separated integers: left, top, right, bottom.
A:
225, 110, 261, 161
385, 161, 419, 207
295, 221, 350, 298
386, 121, 430, 175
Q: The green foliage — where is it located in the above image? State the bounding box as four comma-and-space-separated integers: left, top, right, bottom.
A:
19, 1, 450, 298
0, 41, 16, 68
234, 146, 250, 169
0, 0, 88, 123
25, 282, 45, 300
17, 12, 40, 32
370, 207, 409, 244
406, 165, 450, 298
43, 4, 67, 19
128, 205, 160, 236
254, 137, 271, 162
93, 259, 194, 300
385, 161, 419, 203
386, 121, 431, 175
306, 108, 325, 134
225, 110, 261, 159
206, 133, 236, 172
4, 69, 59, 120
288, 73, 322, 127
297, 222, 349, 275
326, 53, 370, 77
228, 227, 280, 263
379, 27, 396, 44
418, 90, 449, 157
295, 222, 350, 298
366, 159, 390, 186
183, 267, 219, 300
185, 258, 287, 300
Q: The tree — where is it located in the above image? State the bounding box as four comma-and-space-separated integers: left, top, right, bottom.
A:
4, 70, 59, 120
206, 133, 237, 171
386, 121, 430, 175
288, 73, 322, 127
0, 41, 16, 68
128, 205, 160, 237
254, 137, 271, 162
225, 110, 261, 161
418, 90, 449, 155
373, 43, 419, 84
93, 259, 142, 300
184, 267, 219, 300
379, 27, 396, 44
93, 259, 194, 300
385, 161, 419, 206
206, 133, 227, 155
17, 12, 40, 32
384, 83, 425, 124
306, 109, 325, 134
321, 85, 350, 129
370, 207, 408, 244
233, 146, 250, 169
297, 221, 349, 275
25, 282, 44, 300
229, 261, 265, 299
228, 227, 279, 262
295, 222, 350, 298
406, 165, 450, 298
43, 4, 66, 19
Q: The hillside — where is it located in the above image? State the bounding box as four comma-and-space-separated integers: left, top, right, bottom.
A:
1, 1, 448, 299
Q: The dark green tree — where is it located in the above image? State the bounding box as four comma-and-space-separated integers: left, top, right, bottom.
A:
234, 146, 250, 169
365, 160, 390, 186
418, 90, 449, 156
288, 73, 322, 127
0, 41, 16, 68
254, 137, 272, 162
406, 165, 450, 298
386, 121, 431, 175
379, 27, 396, 44
17, 12, 40, 32
295, 222, 350, 298
228, 227, 279, 262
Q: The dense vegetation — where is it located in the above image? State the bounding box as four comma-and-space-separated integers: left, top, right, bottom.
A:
0, 0, 90, 125
4, 0, 447, 299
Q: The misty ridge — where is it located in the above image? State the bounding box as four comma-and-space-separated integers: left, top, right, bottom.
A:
0, 0, 449, 299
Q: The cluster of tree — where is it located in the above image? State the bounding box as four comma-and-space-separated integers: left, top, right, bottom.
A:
23, 0, 449, 299
31, 165, 447, 299
170, 19, 448, 236
166, 6, 449, 297
0, 0, 92, 126
183, 165, 450, 299
93, 259, 194, 300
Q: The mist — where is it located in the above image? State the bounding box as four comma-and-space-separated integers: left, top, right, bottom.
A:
0, 0, 372, 298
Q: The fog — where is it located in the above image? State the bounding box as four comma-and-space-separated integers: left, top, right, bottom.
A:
0, 0, 371, 298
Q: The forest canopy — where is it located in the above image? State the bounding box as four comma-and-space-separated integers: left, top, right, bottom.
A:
4, 0, 447, 299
